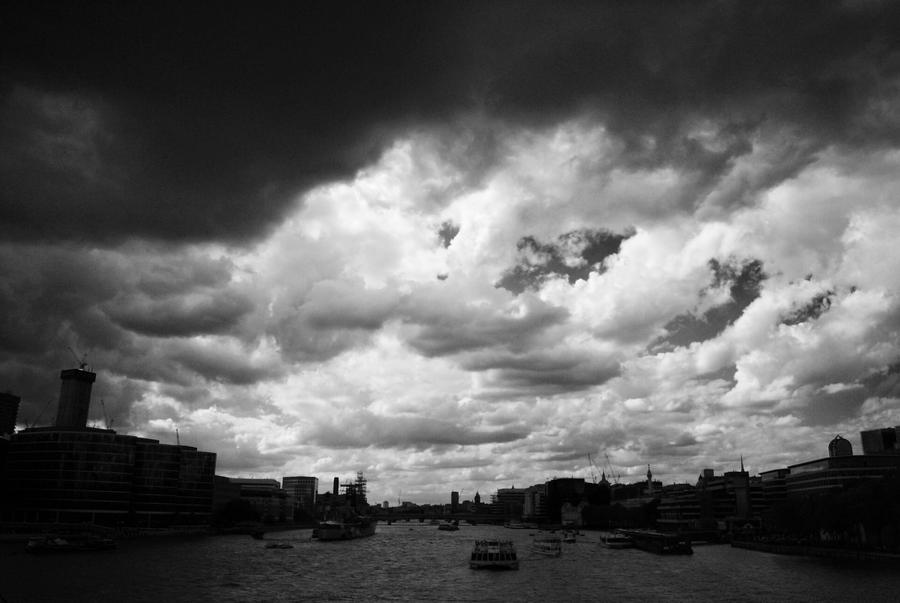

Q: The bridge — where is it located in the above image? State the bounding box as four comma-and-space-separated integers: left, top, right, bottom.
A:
372, 512, 503, 524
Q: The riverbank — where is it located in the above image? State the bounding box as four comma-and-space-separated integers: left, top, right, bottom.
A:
732, 540, 900, 561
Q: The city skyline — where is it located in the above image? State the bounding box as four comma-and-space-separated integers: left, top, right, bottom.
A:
3, 2, 900, 505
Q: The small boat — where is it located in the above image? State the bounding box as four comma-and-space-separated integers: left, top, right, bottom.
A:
601, 531, 634, 549
531, 535, 562, 557
562, 530, 576, 543
264, 542, 294, 549
438, 520, 460, 531
469, 539, 519, 570
25, 534, 117, 554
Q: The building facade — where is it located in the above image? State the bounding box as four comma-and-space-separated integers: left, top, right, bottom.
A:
0, 368, 216, 529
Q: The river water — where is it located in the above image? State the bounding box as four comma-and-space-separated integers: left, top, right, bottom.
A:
2, 523, 899, 602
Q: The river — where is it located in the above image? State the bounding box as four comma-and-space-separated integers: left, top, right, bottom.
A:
2, 523, 899, 602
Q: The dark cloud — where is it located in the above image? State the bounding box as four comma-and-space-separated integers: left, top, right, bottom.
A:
461, 350, 620, 394
311, 410, 529, 450
437, 221, 460, 248
3, 2, 900, 244
497, 228, 634, 294
270, 281, 400, 362
105, 291, 253, 338
402, 294, 569, 357
782, 289, 835, 326
656, 257, 766, 349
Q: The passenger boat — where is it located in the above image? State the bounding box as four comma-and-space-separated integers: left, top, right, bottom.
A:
531, 535, 562, 557
25, 534, 117, 554
562, 530, 577, 543
438, 520, 460, 531
469, 539, 519, 569
264, 542, 294, 549
600, 531, 634, 549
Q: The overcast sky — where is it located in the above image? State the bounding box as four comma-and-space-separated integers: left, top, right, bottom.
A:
3, 1, 900, 503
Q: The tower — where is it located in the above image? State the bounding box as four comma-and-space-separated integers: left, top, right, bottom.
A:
54, 368, 96, 429
646, 464, 654, 495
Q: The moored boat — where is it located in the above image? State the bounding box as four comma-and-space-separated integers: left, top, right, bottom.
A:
469, 539, 519, 569
438, 520, 460, 531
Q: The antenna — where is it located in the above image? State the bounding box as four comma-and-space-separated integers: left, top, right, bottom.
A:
99, 398, 113, 430
176, 428, 180, 446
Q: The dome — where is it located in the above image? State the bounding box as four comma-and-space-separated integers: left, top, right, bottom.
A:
828, 435, 853, 457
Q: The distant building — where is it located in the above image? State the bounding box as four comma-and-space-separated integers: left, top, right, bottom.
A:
450, 491, 459, 513
491, 487, 527, 519
522, 483, 548, 522
861, 427, 899, 455
0, 369, 216, 529
215, 477, 295, 523
282, 476, 317, 513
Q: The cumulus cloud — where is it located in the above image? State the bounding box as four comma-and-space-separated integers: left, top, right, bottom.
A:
4, 2, 900, 501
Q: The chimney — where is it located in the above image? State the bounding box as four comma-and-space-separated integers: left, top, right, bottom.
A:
54, 369, 96, 429
333, 477, 340, 496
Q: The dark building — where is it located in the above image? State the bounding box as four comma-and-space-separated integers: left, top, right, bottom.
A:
545, 478, 587, 523
758, 467, 789, 508
657, 464, 764, 534
0, 368, 216, 529
0, 392, 20, 436
861, 427, 899, 455
450, 491, 459, 513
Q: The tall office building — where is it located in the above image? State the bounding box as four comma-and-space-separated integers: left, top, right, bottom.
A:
282, 476, 318, 512
451, 491, 459, 513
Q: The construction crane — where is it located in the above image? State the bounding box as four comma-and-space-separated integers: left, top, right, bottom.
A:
67, 346, 89, 370
604, 452, 621, 484
587, 453, 599, 484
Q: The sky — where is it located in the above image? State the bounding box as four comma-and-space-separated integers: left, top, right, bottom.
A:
2, 1, 900, 504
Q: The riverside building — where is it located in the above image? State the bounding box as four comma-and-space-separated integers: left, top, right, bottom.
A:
0, 368, 216, 529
